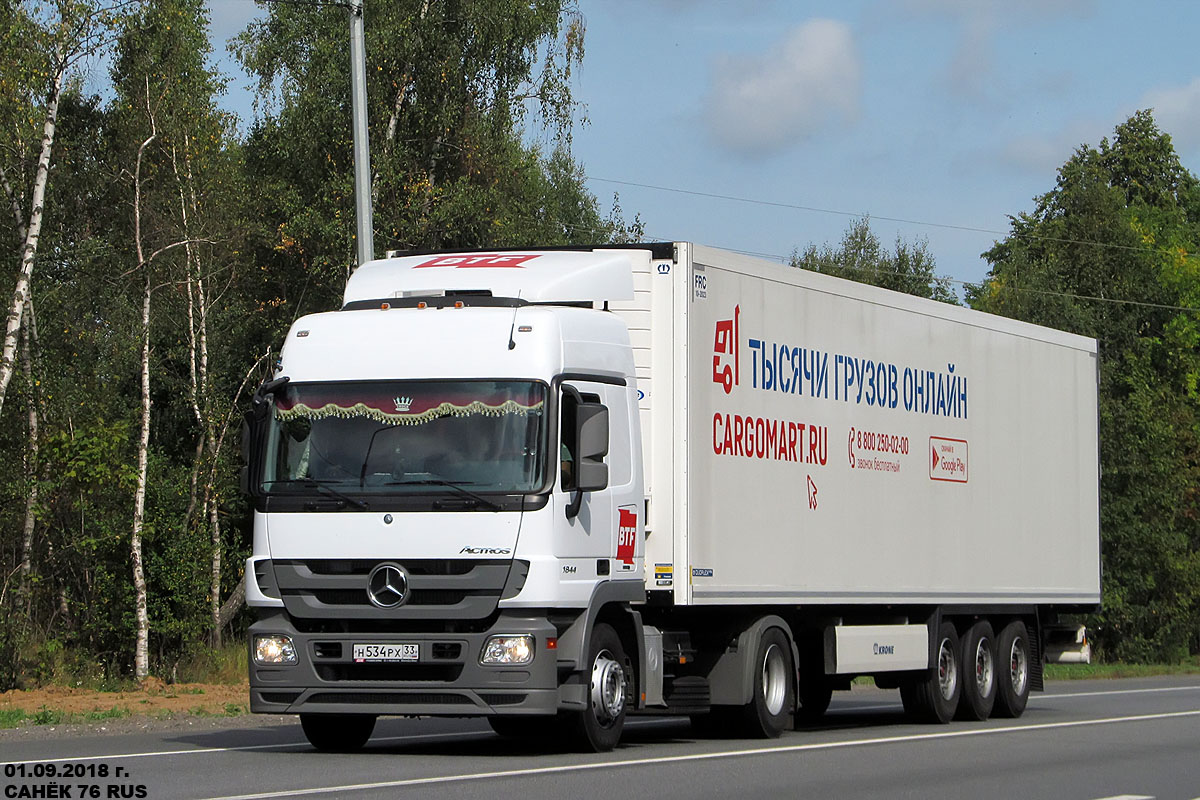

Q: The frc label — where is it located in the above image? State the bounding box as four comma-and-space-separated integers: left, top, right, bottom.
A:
930, 437, 968, 482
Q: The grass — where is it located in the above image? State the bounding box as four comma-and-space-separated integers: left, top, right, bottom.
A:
1045, 660, 1200, 680
0, 702, 241, 730
173, 642, 248, 685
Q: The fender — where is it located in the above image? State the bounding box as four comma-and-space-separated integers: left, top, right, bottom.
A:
706, 614, 799, 707
555, 580, 643, 709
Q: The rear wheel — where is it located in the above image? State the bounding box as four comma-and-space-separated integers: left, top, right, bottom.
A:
563, 623, 628, 752
299, 713, 376, 752
900, 621, 960, 724
993, 620, 1031, 718
739, 627, 794, 738
955, 620, 997, 721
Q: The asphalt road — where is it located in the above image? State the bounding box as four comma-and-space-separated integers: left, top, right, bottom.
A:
3, 676, 1199, 800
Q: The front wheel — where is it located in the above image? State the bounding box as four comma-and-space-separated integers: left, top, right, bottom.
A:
993, 620, 1031, 718
563, 622, 628, 752
299, 713, 376, 752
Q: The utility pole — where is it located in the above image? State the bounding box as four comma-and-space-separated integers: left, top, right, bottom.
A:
348, 0, 374, 267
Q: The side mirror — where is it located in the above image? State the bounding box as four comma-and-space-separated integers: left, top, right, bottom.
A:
574, 403, 609, 492
242, 376, 288, 497
241, 413, 264, 498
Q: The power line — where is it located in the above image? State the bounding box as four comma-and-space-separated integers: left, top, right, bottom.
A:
587, 176, 1199, 262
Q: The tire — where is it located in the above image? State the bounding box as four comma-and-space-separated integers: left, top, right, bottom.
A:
955, 620, 997, 721
739, 627, 794, 738
299, 713, 376, 752
899, 621, 960, 724
563, 622, 629, 752
796, 678, 833, 722
488, 716, 555, 739
993, 620, 1031, 718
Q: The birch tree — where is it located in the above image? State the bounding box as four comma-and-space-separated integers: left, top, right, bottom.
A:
0, 0, 130, 421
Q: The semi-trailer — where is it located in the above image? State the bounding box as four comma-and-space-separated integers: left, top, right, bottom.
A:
241, 243, 1099, 752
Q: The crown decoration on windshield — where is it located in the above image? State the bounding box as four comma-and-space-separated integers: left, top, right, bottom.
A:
276, 398, 544, 426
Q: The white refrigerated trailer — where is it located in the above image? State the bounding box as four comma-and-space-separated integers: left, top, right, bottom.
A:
242, 243, 1100, 752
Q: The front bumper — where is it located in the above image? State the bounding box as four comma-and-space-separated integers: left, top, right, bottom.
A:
248, 610, 559, 717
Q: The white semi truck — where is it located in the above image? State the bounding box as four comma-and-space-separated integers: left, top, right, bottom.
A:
241, 243, 1100, 752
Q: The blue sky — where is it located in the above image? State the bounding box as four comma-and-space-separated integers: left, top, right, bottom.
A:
205, 0, 1200, 290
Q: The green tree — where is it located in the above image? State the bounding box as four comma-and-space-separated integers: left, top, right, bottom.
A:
792, 217, 958, 303
970, 111, 1200, 661
233, 0, 640, 329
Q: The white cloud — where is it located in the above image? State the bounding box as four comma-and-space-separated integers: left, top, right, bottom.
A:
1141, 78, 1200, 152
704, 19, 860, 156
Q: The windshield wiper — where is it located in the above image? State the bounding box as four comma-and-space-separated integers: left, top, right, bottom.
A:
386, 479, 503, 511
269, 478, 370, 510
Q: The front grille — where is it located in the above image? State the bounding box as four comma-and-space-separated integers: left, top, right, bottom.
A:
307, 692, 471, 705
273, 559, 521, 621
431, 642, 462, 659
293, 616, 498, 635
316, 663, 463, 682
306, 560, 480, 576
259, 692, 301, 705
306, 589, 470, 607
480, 693, 525, 706
313, 642, 342, 659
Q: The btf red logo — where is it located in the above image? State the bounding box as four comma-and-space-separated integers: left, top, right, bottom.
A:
617, 508, 637, 565
413, 253, 540, 269
713, 305, 740, 395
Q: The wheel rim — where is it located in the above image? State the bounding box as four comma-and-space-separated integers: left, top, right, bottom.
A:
590, 649, 625, 726
1008, 637, 1028, 697
761, 643, 788, 716
937, 637, 957, 701
974, 636, 994, 698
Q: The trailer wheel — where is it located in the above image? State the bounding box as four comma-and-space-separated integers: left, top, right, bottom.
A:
563, 622, 628, 752
955, 620, 997, 721
299, 713, 375, 752
993, 620, 1031, 718
740, 627, 794, 738
899, 621, 960, 724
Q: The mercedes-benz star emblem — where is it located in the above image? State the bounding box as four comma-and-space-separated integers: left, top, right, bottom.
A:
366, 563, 409, 609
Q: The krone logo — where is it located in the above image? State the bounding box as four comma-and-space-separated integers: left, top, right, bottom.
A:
366, 562, 410, 609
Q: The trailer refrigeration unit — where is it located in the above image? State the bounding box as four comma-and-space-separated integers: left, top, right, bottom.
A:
241, 243, 1100, 752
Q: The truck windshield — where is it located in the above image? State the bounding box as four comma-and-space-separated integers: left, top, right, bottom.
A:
261, 380, 547, 495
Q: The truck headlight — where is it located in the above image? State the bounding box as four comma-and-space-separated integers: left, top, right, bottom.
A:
480, 635, 535, 665
254, 634, 297, 665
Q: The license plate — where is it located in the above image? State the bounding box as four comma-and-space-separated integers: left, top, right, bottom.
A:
352, 643, 419, 662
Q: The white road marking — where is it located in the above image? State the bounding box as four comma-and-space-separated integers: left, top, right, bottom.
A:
1040, 685, 1200, 700
197, 709, 1200, 800
0, 683, 1195, 769
0, 731, 485, 767
1090, 795, 1155, 800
